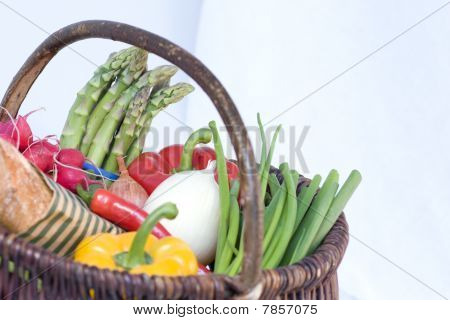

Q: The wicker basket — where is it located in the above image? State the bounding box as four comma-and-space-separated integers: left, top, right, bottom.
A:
0, 21, 349, 300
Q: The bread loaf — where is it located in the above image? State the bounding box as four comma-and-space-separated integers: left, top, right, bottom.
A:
0, 139, 52, 233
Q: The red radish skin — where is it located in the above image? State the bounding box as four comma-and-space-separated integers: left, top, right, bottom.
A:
55, 165, 100, 193
57, 148, 85, 168
0, 133, 17, 147
23, 139, 60, 172
23, 145, 53, 172
0, 109, 41, 151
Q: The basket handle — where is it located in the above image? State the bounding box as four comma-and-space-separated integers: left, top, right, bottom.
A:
0, 20, 263, 293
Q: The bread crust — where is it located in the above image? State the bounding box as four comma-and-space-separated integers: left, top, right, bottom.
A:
0, 139, 52, 233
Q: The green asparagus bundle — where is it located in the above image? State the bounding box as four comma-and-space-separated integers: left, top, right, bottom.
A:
60, 47, 145, 149
86, 65, 178, 167
80, 50, 148, 155
102, 86, 152, 172
125, 83, 195, 165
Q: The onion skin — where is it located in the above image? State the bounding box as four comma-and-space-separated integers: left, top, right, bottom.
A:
109, 156, 148, 208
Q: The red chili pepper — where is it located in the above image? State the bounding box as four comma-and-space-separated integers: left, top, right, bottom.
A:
76, 185, 210, 274
76, 185, 169, 237
128, 152, 170, 195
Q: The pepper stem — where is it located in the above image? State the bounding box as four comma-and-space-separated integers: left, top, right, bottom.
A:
76, 184, 103, 206
178, 128, 212, 171
122, 202, 178, 269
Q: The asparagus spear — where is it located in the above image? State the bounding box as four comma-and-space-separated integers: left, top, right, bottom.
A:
125, 83, 195, 165
103, 86, 152, 172
132, 78, 171, 140
60, 47, 143, 149
80, 49, 148, 155
86, 66, 178, 166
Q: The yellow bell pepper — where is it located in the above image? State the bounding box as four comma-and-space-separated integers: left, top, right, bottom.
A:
74, 203, 198, 276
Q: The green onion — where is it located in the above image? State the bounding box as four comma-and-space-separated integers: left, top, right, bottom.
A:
226, 221, 245, 276
257, 113, 267, 177
281, 174, 321, 265
215, 180, 241, 273
282, 170, 339, 266
263, 181, 287, 251
210, 121, 230, 272
294, 175, 322, 231
308, 170, 362, 253
260, 125, 282, 197
268, 172, 281, 196
263, 163, 298, 269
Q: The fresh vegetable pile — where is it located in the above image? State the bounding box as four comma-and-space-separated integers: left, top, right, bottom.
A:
0, 46, 361, 278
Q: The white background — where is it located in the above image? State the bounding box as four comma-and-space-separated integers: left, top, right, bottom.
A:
0, 0, 449, 299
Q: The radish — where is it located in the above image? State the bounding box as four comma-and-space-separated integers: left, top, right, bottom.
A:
0, 108, 42, 151
55, 164, 100, 193
0, 133, 17, 147
53, 148, 101, 193
23, 138, 60, 172
56, 148, 85, 168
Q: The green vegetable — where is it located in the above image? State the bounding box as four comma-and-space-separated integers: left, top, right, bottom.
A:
257, 113, 267, 177
282, 170, 339, 266
260, 125, 282, 197
103, 86, 152, 172
263, 180, 287, 252
280, 174, 321, 265
178, 128, 213, 171
308, 170, 362, 253
86, 66, 178, 167
215, 180, 240, 273
262, 164, 298, 269
268, 172, 281, 196
210, 120, 230, 272
132, 78, 172, 141
226, 221, 245, 276
294, 175, 322, 231
80, 50, 148, 154
125, 83, 194, 165
60, 47, 144, 149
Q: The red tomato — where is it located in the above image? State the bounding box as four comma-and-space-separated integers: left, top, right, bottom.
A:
214, 161, 240, 184
192, 146, 216, 170
128, 152, 170, 195
158, 145, 184, 173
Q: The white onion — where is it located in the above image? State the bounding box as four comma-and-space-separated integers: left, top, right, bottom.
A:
143, 162, 220, 264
